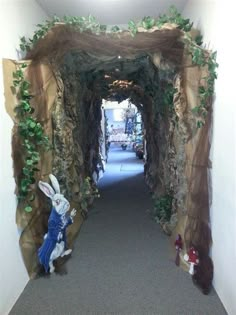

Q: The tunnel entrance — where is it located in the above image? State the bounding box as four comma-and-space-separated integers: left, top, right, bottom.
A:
102, 99, 145, 184
4, 12, 217, 293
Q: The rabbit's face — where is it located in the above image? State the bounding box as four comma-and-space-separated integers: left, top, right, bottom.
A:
38, 175, 71, 216
52, 193, 70, 215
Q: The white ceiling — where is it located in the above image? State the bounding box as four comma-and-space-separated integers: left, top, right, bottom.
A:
36, 0, 188, 25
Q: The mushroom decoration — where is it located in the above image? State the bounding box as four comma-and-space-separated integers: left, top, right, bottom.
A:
174, 234, 182, 266
184, 247, 199, 275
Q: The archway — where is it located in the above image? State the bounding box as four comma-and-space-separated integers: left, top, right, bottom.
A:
3, 9, 217, 293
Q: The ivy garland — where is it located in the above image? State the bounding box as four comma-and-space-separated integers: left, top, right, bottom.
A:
183, 36, 218, 128
159, 82, 177, 116
15, 6, 218, 212
153, 194, 173, 223
13, 63, 50, 212
128, 5, 193, 36
19, 15, 108, 53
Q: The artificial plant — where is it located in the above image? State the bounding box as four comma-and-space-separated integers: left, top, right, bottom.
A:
13, 63, 50, 212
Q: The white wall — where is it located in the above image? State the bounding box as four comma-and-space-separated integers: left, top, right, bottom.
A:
0, 1, 48, 314
183, 1, 236, 314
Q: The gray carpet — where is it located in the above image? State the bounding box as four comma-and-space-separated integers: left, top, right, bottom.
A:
10, 145, 227, 315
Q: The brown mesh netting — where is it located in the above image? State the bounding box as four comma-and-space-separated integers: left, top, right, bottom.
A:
26, 24, 184, 66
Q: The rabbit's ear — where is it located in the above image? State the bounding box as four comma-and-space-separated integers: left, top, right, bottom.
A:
49, 174, 60, 194
38, 181, 55, 199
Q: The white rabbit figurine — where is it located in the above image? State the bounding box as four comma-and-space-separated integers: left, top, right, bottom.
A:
38, 174, 76, 273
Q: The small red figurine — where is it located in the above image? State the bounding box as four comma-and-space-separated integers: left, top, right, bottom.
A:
184, 246, 199, 275
174, 234, 182, 266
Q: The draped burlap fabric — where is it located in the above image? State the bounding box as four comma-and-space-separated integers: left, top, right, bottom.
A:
3, 24, 213, 282
3, 60, 84, 276
168, 54, 214, 295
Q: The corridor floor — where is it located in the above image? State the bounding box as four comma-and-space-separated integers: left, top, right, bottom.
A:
10, 145, 227, 315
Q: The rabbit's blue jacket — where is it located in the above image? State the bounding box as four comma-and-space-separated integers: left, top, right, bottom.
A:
38, 207, 72, 272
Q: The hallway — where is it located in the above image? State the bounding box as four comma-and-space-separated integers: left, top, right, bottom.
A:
10, 146, 226, 315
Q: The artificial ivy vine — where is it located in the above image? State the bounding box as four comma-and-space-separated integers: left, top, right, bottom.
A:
153, 194, 173, 223
13, 63, 50, 212
20, 15, 108, 53
183, 36, 218, 128
159, 82, 177, 116
128, 5, 193, 36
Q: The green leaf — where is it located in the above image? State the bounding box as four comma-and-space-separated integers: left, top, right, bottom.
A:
19, 44, 27, 51
100, 25, 107, 32
29, 121, 36, 128
22, 90, 30, 97
26, 159, 33, 166
192, 106, 200, 114
30, 177, 36, 184
13, 80, 20, 87
111, 25, 120, 33
22, 80, 30, 89
16, 70, 24, 78
197, 120, 204, 128
195, 34, 203, 46
198, 86, 206, 95
21, 100, 31, 112
141, 16, 155, 29
23, 167, 32, 176
26, 45, 31, 51
88, 14, 96, 23
128, 20, 136, 28
32, 154, 40, 162
20, 178, 30, 192
53, 15, 60, 23
24, 206, 33, 213
20, 36, 26, 43
211, 51, 217, 60
128, 20, 137, 36
29, 194, 35, 202
13, 72, 18, 79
